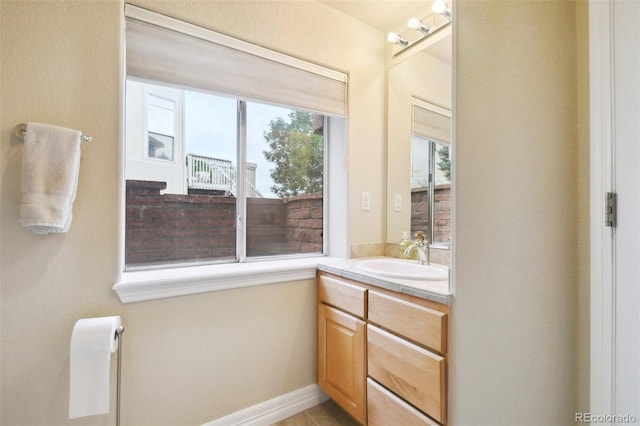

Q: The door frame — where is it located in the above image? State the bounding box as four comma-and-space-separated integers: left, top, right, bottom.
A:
590, 0, 616, 415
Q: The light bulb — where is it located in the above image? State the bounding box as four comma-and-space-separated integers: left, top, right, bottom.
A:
432, 0, 452, 21
407, 18, 430, 35
432, 0, 447, 14
387, 32, 408, 46
407, 18, 421, 30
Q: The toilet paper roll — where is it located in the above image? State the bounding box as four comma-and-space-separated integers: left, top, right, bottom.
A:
69, 316, 121, 419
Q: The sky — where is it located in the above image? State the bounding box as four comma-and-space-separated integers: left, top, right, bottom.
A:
183, 90, 294, 198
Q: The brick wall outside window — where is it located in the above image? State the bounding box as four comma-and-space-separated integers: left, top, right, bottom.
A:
411, 184, 451, 244
126, 180, 322, 267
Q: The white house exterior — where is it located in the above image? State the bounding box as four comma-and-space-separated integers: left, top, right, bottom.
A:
125, 80, 260, 196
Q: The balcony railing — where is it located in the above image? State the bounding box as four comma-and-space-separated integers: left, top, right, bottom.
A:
186, 153, 263, 198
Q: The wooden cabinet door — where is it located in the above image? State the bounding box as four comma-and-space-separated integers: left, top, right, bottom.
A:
318, 304, 366, 425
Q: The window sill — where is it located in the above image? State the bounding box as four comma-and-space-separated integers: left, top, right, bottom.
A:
113, 257, 326, 303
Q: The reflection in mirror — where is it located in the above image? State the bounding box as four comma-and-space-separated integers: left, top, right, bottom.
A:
386, 25, 452, 268
411, 100, 451, 247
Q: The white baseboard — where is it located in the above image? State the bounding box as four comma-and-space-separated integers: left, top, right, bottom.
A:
202, 384, 329, 426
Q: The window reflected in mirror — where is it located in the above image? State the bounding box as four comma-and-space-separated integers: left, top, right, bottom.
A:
411, 101, 451, 247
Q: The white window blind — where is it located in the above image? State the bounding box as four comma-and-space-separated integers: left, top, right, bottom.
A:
412, 102, 451, 144
125, 5, 348, 117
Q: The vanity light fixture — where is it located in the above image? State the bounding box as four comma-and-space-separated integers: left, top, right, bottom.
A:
432, 0, 452, 22
387, 32, 409, 47
387, 4, 452, 53
408, 18, 430, 36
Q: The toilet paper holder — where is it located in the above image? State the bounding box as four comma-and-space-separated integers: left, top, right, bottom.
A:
70, 318, 125, 423
115, 325, 124, 426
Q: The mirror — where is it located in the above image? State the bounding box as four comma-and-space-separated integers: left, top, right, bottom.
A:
386, 24, 452, 266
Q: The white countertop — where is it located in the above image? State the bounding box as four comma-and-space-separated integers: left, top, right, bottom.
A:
317, 257, 452, 305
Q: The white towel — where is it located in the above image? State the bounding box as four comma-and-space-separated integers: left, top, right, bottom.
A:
20, 122, 82, 234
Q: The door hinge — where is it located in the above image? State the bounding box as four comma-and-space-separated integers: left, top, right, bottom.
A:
606, 192, 617, 228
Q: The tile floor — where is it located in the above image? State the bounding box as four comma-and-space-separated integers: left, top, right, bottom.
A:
272, 400, 360, 426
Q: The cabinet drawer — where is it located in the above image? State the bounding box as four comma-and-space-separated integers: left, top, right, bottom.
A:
318, 274, 366, 318
368, 325, 446, 423
368, 290, 447, 353
367, 378, 440, 426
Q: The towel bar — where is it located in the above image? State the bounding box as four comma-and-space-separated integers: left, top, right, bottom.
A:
15, 123, 92, 143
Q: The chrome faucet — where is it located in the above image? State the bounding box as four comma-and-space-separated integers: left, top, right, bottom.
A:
404, 231, 430, 265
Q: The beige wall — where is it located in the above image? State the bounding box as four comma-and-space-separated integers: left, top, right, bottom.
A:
0, 1, 384, 425
452, 0, 589, 423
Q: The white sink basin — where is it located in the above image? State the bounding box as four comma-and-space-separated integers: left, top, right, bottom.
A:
356, 259, 448, 281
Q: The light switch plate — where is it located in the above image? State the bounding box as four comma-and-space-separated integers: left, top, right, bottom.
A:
394, 194, 402, 211
361, 192, 370, 211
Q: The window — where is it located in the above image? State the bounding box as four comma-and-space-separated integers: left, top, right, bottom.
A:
125, 82, 326, 267
122, 5, 346, 272
411, 135, 451, 245
147, 94, 176, 161
411, 100, 451, 246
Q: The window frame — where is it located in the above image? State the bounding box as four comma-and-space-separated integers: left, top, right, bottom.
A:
115, 5, 348, 303
427, 138, 451, 246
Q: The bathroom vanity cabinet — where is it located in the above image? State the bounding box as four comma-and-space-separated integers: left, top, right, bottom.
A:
317, 271, 449, 426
